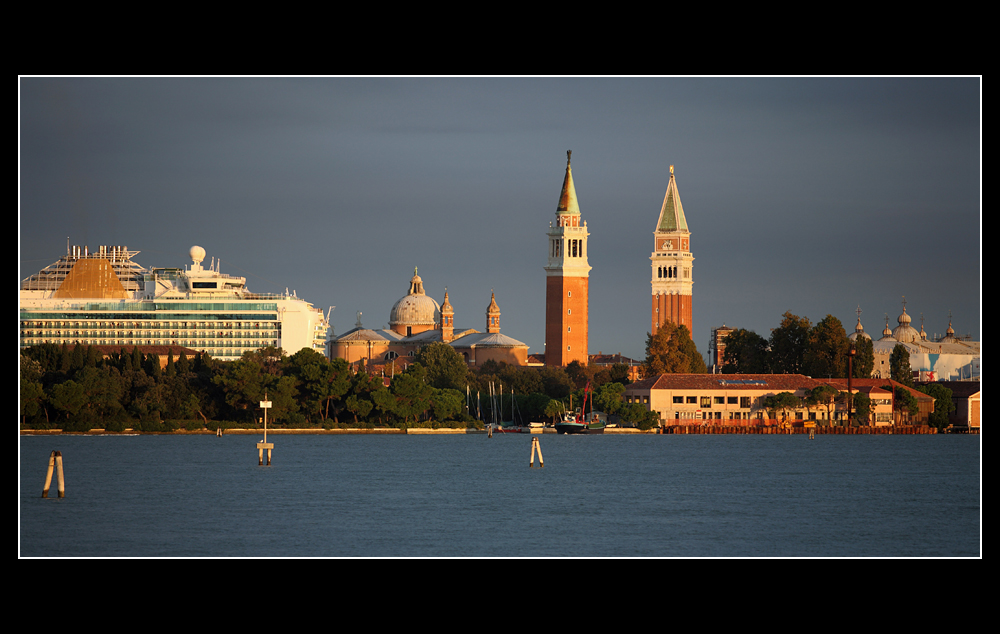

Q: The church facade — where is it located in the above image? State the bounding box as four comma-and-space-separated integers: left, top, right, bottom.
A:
328, 269, 529, 369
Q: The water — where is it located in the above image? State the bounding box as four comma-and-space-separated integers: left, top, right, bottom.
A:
19, 433, 981, 557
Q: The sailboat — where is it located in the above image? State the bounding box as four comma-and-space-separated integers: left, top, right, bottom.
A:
555, 381, 605, 434
496, 382, 529, 433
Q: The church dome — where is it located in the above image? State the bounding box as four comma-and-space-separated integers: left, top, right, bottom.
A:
848, 306, 871, 341
892, 303, 921, 343
389, 268, 441, 333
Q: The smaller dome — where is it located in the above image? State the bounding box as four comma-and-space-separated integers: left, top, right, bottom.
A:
190, 246, 206, 264
892, 306, 921, 343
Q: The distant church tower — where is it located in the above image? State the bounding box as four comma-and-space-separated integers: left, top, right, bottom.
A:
545, 151, 591, 367
651, 165, 694, 335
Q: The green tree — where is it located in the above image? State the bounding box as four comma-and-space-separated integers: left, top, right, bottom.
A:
620, 402, 660, 430
762, 391, 801, 421
390, 365, 434, 426
804, 384, 840, 426
565, 360, 592, 389
20, 377, 47, 426
644, 322, 706, 375
916, 383, 955, 429
889, 344, 914, 386
414, 342, 468, 391
769, 312, 811, 374
543, 398, 565, 424
593, 382, 626, 417
890, 385, 919, 424
803, 315, 849, 378
608, 362, 633, 385
213, 357, 269, 423
721, 328, 770, 374
852, 392, 873, 426
49, 380, 87, 422
286, 350, 350, 423
851, 336, 875, 378
344, 394, 374, 424
538, 366, 573, 400
430, 388, 464, 422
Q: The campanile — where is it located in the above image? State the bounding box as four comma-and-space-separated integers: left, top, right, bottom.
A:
651, 165, 693, 335
545, 151, 591, 367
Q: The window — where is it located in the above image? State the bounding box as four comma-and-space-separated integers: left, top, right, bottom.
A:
714, 396, 725, 405
740, 396, 752, 408
686, 396, 697, 404
728, 396, 738, 405
673, 396, 683, 404
700, 397, 712, 408
567, 291, 572, 297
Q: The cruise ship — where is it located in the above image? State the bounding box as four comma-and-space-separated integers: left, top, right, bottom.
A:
19, 244, 331, 361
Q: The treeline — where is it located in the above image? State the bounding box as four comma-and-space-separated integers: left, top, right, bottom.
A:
19, 342, 656, 431
721, 311, 877, 378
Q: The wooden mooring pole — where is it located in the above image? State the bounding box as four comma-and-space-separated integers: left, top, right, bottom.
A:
42, 450, 65, 498
529, 436, 544, 468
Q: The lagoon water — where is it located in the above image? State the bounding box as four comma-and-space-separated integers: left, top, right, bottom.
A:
19, 433, 980, 557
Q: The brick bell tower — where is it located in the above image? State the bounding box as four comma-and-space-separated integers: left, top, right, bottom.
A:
545, 150, 591, 367
651, 165, 693, 336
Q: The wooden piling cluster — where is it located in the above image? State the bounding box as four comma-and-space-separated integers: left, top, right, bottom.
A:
529, 436, 544, 468
42, 450, 65, 498
661, 424, 937, 435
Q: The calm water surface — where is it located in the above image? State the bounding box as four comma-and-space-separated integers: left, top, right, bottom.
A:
19, 433, 980, 557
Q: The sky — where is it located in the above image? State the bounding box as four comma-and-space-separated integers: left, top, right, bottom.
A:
18, 77, 982, 363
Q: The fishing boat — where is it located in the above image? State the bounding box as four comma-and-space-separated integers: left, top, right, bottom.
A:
555, 381, 605, 434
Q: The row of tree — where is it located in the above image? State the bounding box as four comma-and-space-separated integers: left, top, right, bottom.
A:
19, 342, 657, 432
719, 311, 877, 377
638, 314, 954, 428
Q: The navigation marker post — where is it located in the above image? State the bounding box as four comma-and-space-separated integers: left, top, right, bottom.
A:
529, 436, 544, 468
258, 395, 274, 466
42, 450, 65, 498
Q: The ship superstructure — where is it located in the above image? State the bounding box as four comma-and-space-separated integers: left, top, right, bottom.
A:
20, 244, 330, 360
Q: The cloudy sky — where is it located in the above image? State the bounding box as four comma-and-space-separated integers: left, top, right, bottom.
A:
19, 77, 981, 362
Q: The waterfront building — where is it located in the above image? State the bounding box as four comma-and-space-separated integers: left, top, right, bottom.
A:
624, 373, 926, 426
651, 165, 694, 336
544, 151, 591, 367
20, 244, 330, 361
328, 269, 529, 369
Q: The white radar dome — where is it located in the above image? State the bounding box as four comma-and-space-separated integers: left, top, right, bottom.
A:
190, 246, 206, 264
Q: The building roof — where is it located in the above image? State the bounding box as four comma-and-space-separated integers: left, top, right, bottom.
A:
655, 165, 689, 234
627, 373, 825, 392
452, 331, 528, 349
334, 326, 403, 343
388, 268, 441, 328
556, 151, 580, 215
820, 378, 934, 402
